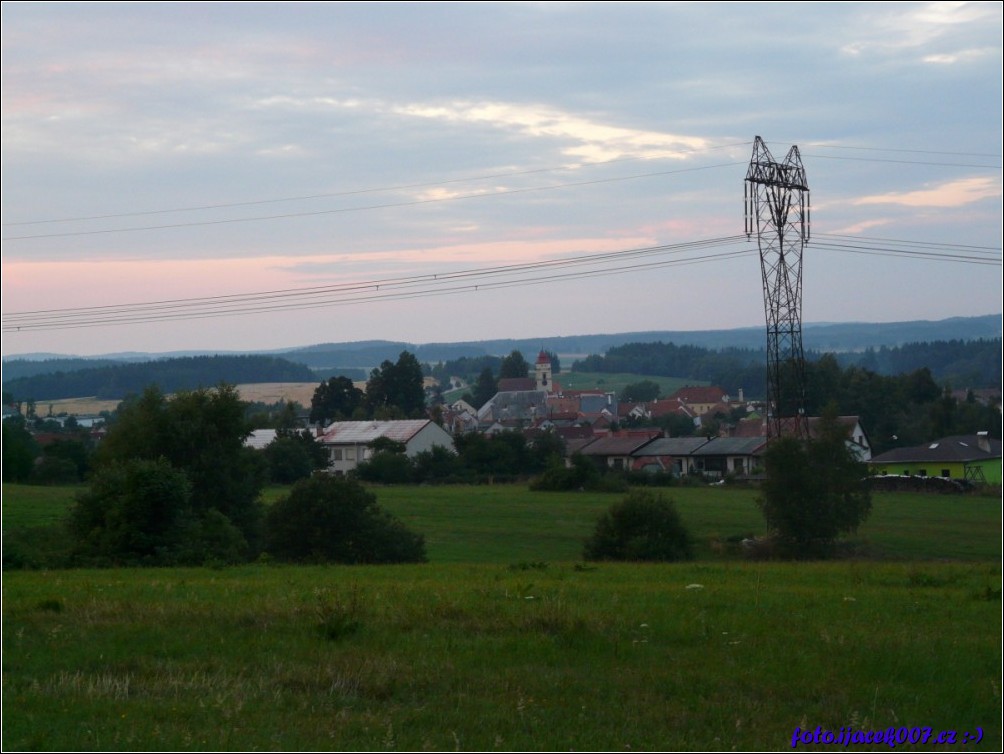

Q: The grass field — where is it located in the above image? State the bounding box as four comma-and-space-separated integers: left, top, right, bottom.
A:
2, 483, 1001, 751
26, 383, 322, 418
551, 371, 706, 397
5, 483, 1002, 563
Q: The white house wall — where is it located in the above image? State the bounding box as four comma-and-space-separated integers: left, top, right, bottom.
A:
404, 423, 456, 457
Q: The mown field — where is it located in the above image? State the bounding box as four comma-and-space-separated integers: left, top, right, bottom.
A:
3, 483, 1001, 751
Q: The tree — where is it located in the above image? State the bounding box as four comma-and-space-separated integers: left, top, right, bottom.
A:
471, 367, 498, 409
263, 430, 327, 484
354, 437, 414, 484
2, 418, 38, 482
71, 458, 191, 563
543, 350, 562, 376
310, 376, 364, 424
499, 350, 530, 380
264, 475, 426, 563
71, 458, 248, 566
92, 384, 266, 551
365, 351, 426, 418
757, 407, 872, 557
583, 490, 693, 562
412, 445, 464, 483
621, 380, 661, 403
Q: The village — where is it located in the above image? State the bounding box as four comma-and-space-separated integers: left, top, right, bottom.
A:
236, 350, 1000, 489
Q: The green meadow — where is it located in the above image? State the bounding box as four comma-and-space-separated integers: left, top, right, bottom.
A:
2, 483, 1001, 751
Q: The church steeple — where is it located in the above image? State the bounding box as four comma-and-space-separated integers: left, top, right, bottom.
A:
535, 350, 552, 393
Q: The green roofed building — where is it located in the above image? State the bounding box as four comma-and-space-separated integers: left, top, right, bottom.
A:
869, 432, 1001, 486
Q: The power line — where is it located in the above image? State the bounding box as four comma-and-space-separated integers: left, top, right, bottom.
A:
814, 232, 1001, 252
4, 232, 998, 334
801, 143, 1001, 159
2, 236, 752, 332
804, 154, 1001, 169
812, 240, 1001, 265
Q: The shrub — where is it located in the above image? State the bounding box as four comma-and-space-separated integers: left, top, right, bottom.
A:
264, 475, 426, 563
583, 490, 693, 562
70, 458, 193, 564
354, 451, 416, 484
29, 456, 80, 485
68, 458, 250, 566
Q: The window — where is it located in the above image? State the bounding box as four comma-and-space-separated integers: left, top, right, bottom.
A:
330, 448, 343, 461
941, 469, 951, 478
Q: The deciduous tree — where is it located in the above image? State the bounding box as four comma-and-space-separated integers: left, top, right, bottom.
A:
310, 376, 364, 424
757, 406, 872, 557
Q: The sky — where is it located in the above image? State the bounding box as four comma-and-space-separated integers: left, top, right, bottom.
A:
2, 1, 1001, 358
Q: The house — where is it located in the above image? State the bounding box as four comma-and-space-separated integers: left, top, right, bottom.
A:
477, 389, 549, 426
317, 419, 455, 476
807, 416, 872, 462
689, 436, 769, 478
630, 437, 710, 476
245, 429, 279, 450
576, 430, 662, 471
869, 432, 1001, 485
729, 414, 872, 461
668, 386, 729, 416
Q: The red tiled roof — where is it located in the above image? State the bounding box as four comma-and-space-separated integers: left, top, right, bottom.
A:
670, 386, 727, 404
646, 398, 693, 418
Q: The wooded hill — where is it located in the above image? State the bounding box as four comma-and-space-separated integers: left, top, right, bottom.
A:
2, 316, 999, 403
2, 355, 316, 402
572, 338, 1001, 396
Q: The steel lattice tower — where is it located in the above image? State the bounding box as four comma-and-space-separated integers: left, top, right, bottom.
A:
744, 136, 811, 440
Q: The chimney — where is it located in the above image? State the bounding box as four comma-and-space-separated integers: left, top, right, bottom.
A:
977, 431, 990, 453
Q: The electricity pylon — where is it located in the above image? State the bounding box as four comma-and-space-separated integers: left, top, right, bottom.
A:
744, 136, 810, 440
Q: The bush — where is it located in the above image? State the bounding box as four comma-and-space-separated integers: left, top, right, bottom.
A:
70, 458, 193, 564
584, 490, 693, 562
29, 456, 80, 485
354, 451, 415, 484
531, 455, 629, 493
264, 475, 426, 563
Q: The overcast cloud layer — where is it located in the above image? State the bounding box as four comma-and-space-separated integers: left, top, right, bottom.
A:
2, 1, 1001, 357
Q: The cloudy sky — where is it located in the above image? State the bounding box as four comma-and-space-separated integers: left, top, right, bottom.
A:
2, 1, 1001, 357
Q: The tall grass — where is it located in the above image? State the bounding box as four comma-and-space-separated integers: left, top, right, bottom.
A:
3, 561, 1000, 750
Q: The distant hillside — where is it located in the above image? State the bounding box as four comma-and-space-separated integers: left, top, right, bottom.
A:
3, 315, 999, 400
2, 355, 316, 401
6, 315, 998, 370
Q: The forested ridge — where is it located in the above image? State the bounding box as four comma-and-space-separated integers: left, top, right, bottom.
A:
572, 338, 1001, 394
2, 355, 316, 401
3, 332, 999, 405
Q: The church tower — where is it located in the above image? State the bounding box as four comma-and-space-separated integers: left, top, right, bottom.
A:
535, 350, 552, 393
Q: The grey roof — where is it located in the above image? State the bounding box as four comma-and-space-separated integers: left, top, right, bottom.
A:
871, 435, 1001, 464
478, 390, 548, 421
578, 394, 612, 414
579, 434, 660, 456
691, 436, 768, 456
632, 437, 711, 456
319, 420, 431, 445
